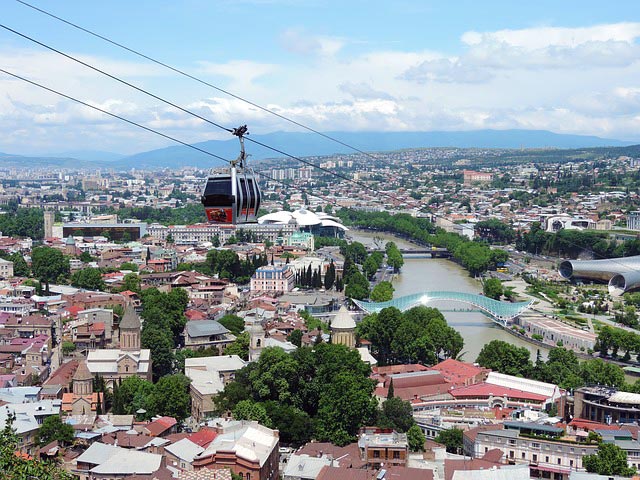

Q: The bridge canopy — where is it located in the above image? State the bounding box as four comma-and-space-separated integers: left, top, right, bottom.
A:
352, 291, 533, 325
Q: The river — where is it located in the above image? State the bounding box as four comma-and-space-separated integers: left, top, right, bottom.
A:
348, 229, 547, 362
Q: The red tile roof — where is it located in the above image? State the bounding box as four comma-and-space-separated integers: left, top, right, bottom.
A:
444, 450, 504, 480
145, 416, 177, 437
188, 428, 218, 448
450, 383, 547, 402
429, 359, 487, 386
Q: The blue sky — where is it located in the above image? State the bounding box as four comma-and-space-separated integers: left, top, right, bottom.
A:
1, 0, 640, 154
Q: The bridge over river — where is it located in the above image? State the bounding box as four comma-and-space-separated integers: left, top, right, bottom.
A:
352, 291, 534, 326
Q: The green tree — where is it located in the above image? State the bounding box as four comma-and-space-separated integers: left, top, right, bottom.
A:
363, 256, 380, 279
120, 262, 138, 272
79, 251, 94, 263
224, 332, 250, 360
324, 261, 336, 290
315, 371, 377, 445
536, 347, 582, 390
37, 415, 75, 446
371, 281, 395, 302
151, 374, 191, 423
583, 443, 636, 477
71, 267, 106, 291
434, 428, 464, 454
141, 326, 174, 381
407, 424, 426, 452
61, 341, 76, 356
580, 359, 626, 388
483, 278, 503, 300
119, 273, 141, 293
31, 246, 70, 293
476, 340, 532, 377
233, 400, 271, 426
345, 270, 370, 300
263, 401, 314, 446
287, 329, 303, 348
8, 252, 29, 277
218, 314, 245, 336
385, 242, 404, 273
378, 397, 414, 433
0, 414, 74, 479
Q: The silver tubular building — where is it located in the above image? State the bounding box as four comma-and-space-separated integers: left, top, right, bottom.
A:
558, 255, 640, 296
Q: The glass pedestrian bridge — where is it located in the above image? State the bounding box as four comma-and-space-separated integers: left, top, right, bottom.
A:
352, 291, 534, 326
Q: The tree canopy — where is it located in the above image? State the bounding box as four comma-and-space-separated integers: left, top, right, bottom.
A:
31, 246, 70, 292
215, 343, 376, 446
0, 413, 74, 479
357, 306, 463, 366
583, 443, 636, 477
371, 281, 394, 302
482, 278, 503, 300
37, 415, 75, 447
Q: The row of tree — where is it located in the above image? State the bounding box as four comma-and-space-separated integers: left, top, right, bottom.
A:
516, 222, 640, 259
476, 341, 627, 391
596, 325, 640, 362
201, 249, 268, 284
336, 209, 507, 276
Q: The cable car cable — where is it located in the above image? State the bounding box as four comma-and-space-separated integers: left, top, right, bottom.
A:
0, 24, 234, 135
0, 23, 413, 212
2, 22, 624, 266
15, 0, 385, 163
0, 67, 343, 211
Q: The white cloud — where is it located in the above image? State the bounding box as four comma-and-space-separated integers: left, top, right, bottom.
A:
402, 23, 640, 85
461, 22, 640, 49
3, 21, 640, 154
279, 28, 344, 57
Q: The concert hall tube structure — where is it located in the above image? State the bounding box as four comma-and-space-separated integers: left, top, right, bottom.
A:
558, 256, 640, 296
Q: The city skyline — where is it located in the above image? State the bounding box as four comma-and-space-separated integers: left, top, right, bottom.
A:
1, 0, 640, 155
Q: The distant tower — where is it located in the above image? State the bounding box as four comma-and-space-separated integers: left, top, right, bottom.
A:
330, 306, 356, 349
65, 236, 76, 255
247, 321, 265, 361
44, 210, 54, 239
119, 304, 141, 351
73, 361, 93, 396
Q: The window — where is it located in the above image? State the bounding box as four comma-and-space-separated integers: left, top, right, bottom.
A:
373, 450, 380, 459
545, 456, 549, 463
522, 452, 526, 459
557, 458, 561, 465
531, 442, 540, 449
532, 454, 537, 462
393, 451, 400, 459
569, 460, 574, 467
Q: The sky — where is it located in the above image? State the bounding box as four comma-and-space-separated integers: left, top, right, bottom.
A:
1, 0, 640, 155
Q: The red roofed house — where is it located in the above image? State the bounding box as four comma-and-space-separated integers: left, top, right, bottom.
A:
429, 359, 489, 387
188, 428, 218, 449
374, 370, 451, 403
145, 416, 178, 437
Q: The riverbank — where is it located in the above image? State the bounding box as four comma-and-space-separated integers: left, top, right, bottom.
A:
348, 229, 545, 360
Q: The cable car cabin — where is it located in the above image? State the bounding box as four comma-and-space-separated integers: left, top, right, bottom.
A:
201, 168, 261, 224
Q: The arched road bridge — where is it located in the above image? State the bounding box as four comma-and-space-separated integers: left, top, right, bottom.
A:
352, 291, 534, 326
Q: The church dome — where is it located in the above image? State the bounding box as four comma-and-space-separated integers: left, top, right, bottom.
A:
331, 306, 356, 330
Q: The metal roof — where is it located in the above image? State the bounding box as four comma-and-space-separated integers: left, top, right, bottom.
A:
185, 320, 229, 338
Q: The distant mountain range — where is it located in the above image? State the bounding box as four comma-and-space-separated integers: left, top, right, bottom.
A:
1, 129, 636, 170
